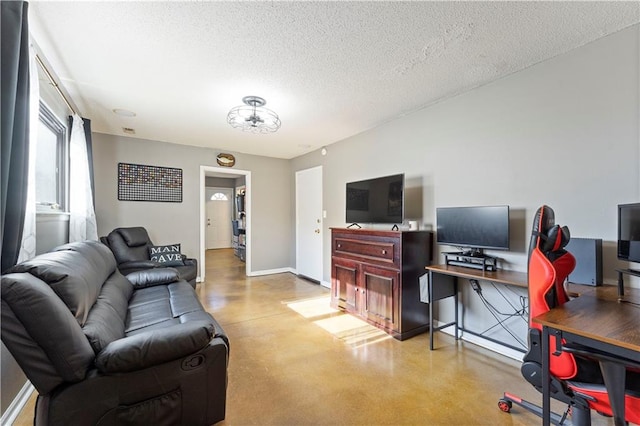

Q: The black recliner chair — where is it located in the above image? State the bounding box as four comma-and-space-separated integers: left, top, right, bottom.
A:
499, 205, 640, 425
102, 227, 197, 287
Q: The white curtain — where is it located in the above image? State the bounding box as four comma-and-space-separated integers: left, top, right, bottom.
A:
17, 43, 40, 263
69, 114, 98, 242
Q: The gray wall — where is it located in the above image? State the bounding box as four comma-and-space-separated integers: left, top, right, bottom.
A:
291, 25, 640, 352
205, 176, 235, 188
92, 133, 292, 273
4, 21, 638, 419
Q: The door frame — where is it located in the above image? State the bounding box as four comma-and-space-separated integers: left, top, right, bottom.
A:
295, 165, 325, 286
199, 166, 251, 280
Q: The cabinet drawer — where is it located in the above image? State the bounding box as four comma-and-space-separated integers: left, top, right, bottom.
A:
333, 237, 398, 267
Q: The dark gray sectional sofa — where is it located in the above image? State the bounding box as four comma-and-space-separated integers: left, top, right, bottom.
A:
1, 240, 228, 425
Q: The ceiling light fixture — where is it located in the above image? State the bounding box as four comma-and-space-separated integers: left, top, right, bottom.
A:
112, 108, 136, 117
227, 96, 281, 133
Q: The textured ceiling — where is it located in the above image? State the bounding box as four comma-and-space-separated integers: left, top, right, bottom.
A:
29, 1, 640, 159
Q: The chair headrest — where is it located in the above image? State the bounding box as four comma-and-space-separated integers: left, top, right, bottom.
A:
529, 205, 571, 256
115, 227, 151, 247
540, 224, 570, 252
532, 205, 555, 237
529, 205, 553, 261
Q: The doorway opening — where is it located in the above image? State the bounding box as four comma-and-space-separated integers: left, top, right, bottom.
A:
199, 166, 251, 280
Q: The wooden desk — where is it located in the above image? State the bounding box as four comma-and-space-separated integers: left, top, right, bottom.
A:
533, 286, 640, 426
425, 265, 527, 351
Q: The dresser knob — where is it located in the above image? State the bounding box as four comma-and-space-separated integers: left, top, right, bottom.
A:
382, 250, 387, 255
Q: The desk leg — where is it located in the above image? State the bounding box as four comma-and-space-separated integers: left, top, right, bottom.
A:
617, 270, 625, 298
600, 361, 626, 426
429, 270, 434, 350
541, 326, 551, 426
454, 277, 459, 341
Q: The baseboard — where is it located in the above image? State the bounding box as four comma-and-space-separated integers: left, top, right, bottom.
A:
434, 320, 523, 361
247, 268, 329, 288
249, 267, 295, 277
1, 381, 34, 426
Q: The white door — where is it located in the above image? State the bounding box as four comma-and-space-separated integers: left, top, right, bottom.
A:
206, 188, 233, 249
296, 166, 323, 283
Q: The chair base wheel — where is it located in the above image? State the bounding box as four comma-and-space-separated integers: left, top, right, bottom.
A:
498, 399, 512, 413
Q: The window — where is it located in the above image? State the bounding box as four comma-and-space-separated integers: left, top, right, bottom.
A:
36, 102, 67, 211
210, 192, 229, 201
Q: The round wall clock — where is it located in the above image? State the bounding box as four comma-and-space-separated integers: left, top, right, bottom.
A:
216, 153, 236, 167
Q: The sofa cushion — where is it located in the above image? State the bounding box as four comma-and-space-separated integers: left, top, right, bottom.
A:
125, 282, 206, 334
149, 244, 184, 266
8, 240, 120, 326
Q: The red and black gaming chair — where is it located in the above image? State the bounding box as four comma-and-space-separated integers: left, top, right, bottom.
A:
499, 205, 640, 425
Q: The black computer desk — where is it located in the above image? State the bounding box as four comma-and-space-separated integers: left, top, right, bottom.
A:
425, 264, 528, 352
533, 286, 640, 426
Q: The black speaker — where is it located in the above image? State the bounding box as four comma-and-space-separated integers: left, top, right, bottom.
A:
567, 237, 602, 286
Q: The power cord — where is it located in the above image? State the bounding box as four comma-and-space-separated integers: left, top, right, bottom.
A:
468, 279, 528, 348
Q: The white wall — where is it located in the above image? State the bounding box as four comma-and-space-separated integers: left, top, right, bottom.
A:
92, 134, 292, 273
291, 25, 640, 353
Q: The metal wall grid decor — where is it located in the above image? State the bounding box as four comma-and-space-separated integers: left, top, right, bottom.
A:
118, 162, 183, 202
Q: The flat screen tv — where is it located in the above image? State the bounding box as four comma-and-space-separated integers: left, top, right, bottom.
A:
617, 202, 640, 263
436, 205, 510, 251
346, 174, 404, 224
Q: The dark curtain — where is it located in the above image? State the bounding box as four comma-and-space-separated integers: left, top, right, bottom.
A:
83, 118, 95, 206
1, 1, 30, 273
68, 116, 96, 206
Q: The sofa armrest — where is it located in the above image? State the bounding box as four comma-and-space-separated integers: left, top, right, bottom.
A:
95, 321, 214, 374
126, 268, 180, 289
183, 257, 197, 267
118, 260, 160, 275
121, 260, 159, 269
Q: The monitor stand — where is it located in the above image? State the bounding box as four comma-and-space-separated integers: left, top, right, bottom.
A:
443, 251, 499, 271
615, 268, 640, 299
347, 223, 362, 229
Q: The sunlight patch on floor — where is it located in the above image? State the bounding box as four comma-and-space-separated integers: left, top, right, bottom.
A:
314, 314, 391, 347
285, 296, 338, 319
286, 296, 391, 347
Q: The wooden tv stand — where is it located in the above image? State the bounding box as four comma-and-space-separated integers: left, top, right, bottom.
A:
330, 227, 433, 340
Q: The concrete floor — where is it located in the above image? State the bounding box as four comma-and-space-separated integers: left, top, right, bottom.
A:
13, 248, 616, 425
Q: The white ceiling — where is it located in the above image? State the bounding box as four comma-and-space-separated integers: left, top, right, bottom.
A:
29, 1, 640, 160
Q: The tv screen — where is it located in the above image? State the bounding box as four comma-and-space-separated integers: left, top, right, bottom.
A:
617, 203, 640, 262
346, 174, 404, 224
436, 205, 510, 251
